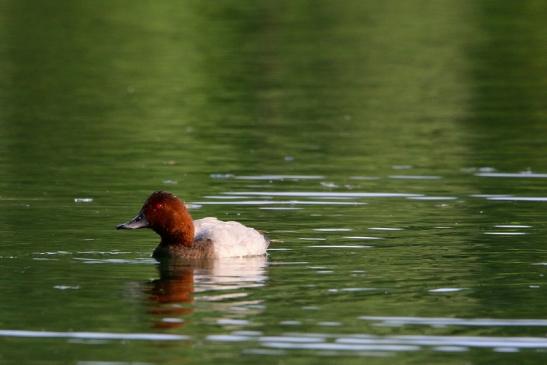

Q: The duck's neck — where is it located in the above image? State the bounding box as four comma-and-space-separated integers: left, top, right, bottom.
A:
157, 209, 195, 248
160, 231, 193, 247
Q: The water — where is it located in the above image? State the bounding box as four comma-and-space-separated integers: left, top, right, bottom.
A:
1, 1, 547, 364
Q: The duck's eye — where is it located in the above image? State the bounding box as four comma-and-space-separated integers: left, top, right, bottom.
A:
154, 203, 163, 210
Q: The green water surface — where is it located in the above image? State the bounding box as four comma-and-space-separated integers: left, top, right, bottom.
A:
1, 1, 547, 364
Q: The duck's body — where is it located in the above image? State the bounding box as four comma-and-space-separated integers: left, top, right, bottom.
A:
117, 192, 269, 260
152, 217, 269, 259
152, 235, 215, 260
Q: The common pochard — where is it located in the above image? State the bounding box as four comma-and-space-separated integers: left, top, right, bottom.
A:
117, 191, 269, 260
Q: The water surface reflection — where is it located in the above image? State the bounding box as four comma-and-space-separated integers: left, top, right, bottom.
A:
146, 257, 268, 329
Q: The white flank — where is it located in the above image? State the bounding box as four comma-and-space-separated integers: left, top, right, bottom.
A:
193, 217, 269, 258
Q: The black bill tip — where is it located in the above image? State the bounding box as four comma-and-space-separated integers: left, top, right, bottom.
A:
116, 211, 149, 230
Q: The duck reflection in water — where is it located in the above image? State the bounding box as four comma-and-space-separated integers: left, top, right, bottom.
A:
145, 256, 268, 329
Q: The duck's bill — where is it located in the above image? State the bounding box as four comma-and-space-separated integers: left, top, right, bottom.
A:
116, 212, 149, 230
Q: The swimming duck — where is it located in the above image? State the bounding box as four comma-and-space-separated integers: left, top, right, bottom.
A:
117, 191, 269, 260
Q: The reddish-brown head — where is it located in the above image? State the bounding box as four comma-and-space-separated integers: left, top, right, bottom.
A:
117, 191, 195, 247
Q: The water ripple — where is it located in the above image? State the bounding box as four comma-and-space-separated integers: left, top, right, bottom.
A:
389, 175, 441, 180
344, 236, 383, 240
484, 232, 527, 236
407, 196, 457, 201
359, 316, 547, 327
476, 172, 547, 178
429, 288, 465, 293
0, 330, 187, 341
224, 192, 422, 198
193, 200, 364, 206
494, 225, 531, 228
487, 197, 547, 202
73, 258, 155, 264
207, 330, 547, 353
337, 334, 547, 350
234, 175, 324, 180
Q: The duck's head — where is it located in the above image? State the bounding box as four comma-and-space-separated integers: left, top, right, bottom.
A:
117, 191, 194, 246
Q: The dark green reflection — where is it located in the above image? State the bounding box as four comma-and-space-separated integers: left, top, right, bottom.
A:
465, 0, 547, 169
463, 0, 547, 324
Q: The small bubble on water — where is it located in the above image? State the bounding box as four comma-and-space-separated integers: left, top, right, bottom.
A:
54, 285, 80, 290
494, 347, 519, 353
320, 181, 339, 188
217, 319, 249, 326
434, 346, 468, 352
429, 288, 465, 293
210, 173, 234, 179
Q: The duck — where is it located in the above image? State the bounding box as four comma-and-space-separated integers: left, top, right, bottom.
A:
116, 191, 270, 260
